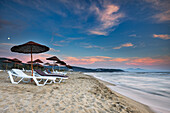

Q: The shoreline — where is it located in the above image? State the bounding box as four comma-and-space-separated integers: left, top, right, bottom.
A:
0, 71, 154, 113
83, 73, 154, 113
84, 72, 170, 113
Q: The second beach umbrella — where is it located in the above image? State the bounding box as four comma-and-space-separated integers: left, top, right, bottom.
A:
3, 60, 12, 71
33, 59, 43, 69
11, 41, 49, 76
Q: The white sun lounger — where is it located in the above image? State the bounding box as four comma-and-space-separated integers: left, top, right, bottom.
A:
8, 69, 56, 86
52, 69, 67, 76
35, 69, 68, 83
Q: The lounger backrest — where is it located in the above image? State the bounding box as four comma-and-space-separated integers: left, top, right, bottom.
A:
45, 68, 51, 73
35, 69, 46, 76
12, 69, 28, 77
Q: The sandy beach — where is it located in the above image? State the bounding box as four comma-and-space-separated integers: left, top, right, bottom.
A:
0, 71, 154, 113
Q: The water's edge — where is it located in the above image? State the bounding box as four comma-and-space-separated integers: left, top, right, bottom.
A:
84, 72, 170, 113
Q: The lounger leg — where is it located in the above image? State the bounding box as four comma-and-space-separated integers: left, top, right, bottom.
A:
33, 78, 49, 86
9, 73, 24, 84
58, 78, 63, 83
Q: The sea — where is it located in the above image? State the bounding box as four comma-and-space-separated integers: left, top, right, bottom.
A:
84, 72, 170, 113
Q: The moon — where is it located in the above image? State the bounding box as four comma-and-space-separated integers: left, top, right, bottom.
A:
8, 37, 10, 40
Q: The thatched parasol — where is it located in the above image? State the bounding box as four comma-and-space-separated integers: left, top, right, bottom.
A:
46, 56, 60, 61
46, 56, 60, 71
55, 60, 66, 71
15, 62, 22, 69
11, 41, 49, 76
3, 60, 12, 71
44, 62, 50, 66
10, 58, 22, 68
33, 59, 43, 63
33, 59, 43, 69
66, 65, 72, 69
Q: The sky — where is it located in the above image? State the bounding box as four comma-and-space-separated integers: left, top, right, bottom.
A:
0, 0, 170, 70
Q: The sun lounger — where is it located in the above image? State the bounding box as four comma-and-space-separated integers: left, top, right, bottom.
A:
35, 69, 68, 83
8, 69, 56, 86
45, 68, 67, 76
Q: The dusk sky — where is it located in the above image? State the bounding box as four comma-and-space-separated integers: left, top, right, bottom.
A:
0, 0, 170, 70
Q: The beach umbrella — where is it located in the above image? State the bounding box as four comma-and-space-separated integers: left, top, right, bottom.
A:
11, 41, 49, 76
56, 60, 66, 71
46, 56, 60, 61
10, 58, 22, 68
66, 65, 72, 69
15, 62, 22, 69
44, 62, 50, 66
26, 61, 32, 70
33, 59, 43, 69
3, 60, 12, 71
46, 56, 60, 70
33, 59, 43, 63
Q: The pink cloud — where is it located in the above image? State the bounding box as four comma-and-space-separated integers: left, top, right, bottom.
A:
153, 10, 170, 22
50, 48, 60, 52
89, 30, 107, 36
109, 58, 129, 62
53, 43, 63, 46
153, 34, 170, 40
126, 57, 167, 66
113, 43, 134, 49
0, 43, 15, 46
64, 56, 170, 68
64, 56, 129, 65
89, 4, 124, 35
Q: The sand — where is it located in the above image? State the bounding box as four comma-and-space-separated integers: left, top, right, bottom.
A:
0, 71, 154, 113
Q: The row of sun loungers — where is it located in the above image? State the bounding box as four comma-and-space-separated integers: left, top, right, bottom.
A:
7, 69, 68, 86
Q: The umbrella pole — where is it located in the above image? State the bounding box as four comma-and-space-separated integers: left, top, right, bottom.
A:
53, 61, 54, 72
31, 48, 33, 76
6, 63, 7, 71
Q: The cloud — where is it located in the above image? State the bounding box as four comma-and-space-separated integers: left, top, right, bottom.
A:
125, 57, 165, 66
89, 3, 124, 35
144, 0, 170, 22
53, 37, 84, 46
64, 55, 170, 69
52, 43, 63, 47
64, 56, 129, 65
49, 48, 60, 52
109, 58, 129, 62
153, 10, 170, 22
129, 34, 137, 37
55, 33, 64, 37
12, 0, 67, 17
0, 43, 15, 46
113, 43, 134, 49
153, 34, 170, 40
82, 43, 104, 50
89, 30, 107, 36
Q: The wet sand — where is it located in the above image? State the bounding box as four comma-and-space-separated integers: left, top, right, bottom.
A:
0, 71, 154, 113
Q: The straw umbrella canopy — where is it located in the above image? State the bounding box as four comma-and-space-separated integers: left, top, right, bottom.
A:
66, 65, 72, 69
3, 60, 12, 71
56, 60, 66, 71
15, 62, 22, 69
46, 56, 60, 61
44, 62, 50, 66
46, 56, 60, 70
10, 58, 22, 68
33, 59, 43, 69
11, 41, 49, 76
33, 59, 43, 63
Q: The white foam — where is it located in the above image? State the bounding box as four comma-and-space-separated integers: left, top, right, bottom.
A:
108, 85, 170, 113
84, 72, 170, 113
